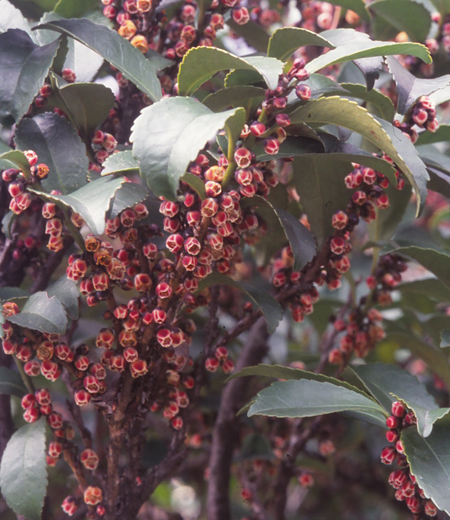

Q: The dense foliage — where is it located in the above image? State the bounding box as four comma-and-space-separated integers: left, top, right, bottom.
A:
2, 0, 450, 519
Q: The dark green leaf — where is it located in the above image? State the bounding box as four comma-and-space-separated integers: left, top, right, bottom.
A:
226, 19, 269, 53
8, 291, 67, 334
292, 156, 353, 245
0, 150, 31, 179
417, 125, 450, 146
36, 18, 162, 101
198, 272, 283, 334
387, 57, 450, 115
390, 246, 450, 290
0, 366, 27, 397
29, 176, 126, 235
398, 279, 450, 303
236, 433, 274, 461
0, 418, 47, 520
254, 136, 324, 162
46, 276, 79, 320
107, 182, 149, 219
247, 379, 387, 427
15, 112, 88, 194
131, 97, 244, 199
402, 415, 450, 515
325, 0, 371, 22
305, 40, 431, 75
0, 29, 59, 126
53, 0, 99, 17
267, 27, 333, 61
177, 47, 284, 95
0, 287, 28, 301
340, 83, 396, 121
351, 363, 442, 436
181, 173, 206, 200
203, 86, 266, 117
54, 82, 115, 138
369, 0, 432, 42
241, 196, 316, 271
1, 212, 16, 240
101, 150, 139, 176
289, 97, 429, 215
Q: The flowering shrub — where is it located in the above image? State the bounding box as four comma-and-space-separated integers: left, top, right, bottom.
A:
1, 1, 450, 519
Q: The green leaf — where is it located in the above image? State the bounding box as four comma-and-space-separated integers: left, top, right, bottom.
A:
181, 173, 206, 200
29, 176, 126, 235
351, 363, 442, 437
36, 18, 162, 102
387, 57, 450, 115
253, 136, 324, 162
368, 183, 412, 243
101, 150, 140, 176
340, 83, 396, 121
0, 150, 31, 179
0, 287, 28, 301
53, 0, 98, 17
441, 331, 450, 348
417, 125, 450, 146
305, 40, 431, 75
197, 273, 283, 334
0, 0, 32, 35
289, 97, 429, 215
53, 82, 115, 138
107, 182, 149, 219
267, 27, 333, 61
292, 156, 353, 245
398, 279, 450, 304
325, 0, 371, 22
402, 415, 450, 515
8, 291, 67, 334
369, 0, 432, 42
0, 366, 27, 397
131, 97, 244, 199
203, 86, 266, 118
177, 46, 285, 95
241, 196, 316, 271
226, 19, 270, 53
0, 418, 47, 520
300, 74, 350, 99
15, 112, 88, 194
46, 276, 79, 320
247, 379, 388, 427
390, 246, 450, 290
236, 433, 274, 461
0, 29, 59, 126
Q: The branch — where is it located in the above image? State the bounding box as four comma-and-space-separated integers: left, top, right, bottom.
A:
207, 317, 269, 520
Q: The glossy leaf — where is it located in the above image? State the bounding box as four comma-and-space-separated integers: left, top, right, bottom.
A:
203, 86, 266, 117
54, 82, 115, 138
107, 182, 149, 219
0, 287, 28, 301
398, 279, 450, 304
36, 18, 162, 101
198, 273, 283, 334
402, 415, 450, 515
267, 27, 333, 61
46, 276, 80, 320
0, 29, 59, 126
417, 125, 450, 146
0, 150, 31, 179
289, 97, 429, 215
101, 150, 139, 176
0, 0, 32, 34
292, 156, 353, 245
369, 0, 432, 42
340, 83, 396, 121
351, 363, 443, 437
29, 176, 126, 235
15, 112, 88, 194
441, 331, 450, 348
241, 196, 317, 271
387, 57, 450, 115
305, 40, 431, 75
8, 291, 67, 334
131, 97, 244, 199
0, 366, 27, 397
254, 136, 324, 162
247, 379, 388, 427
0, 418, 47, 520
226, 19, 269, 53
177, 47, 284, 95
